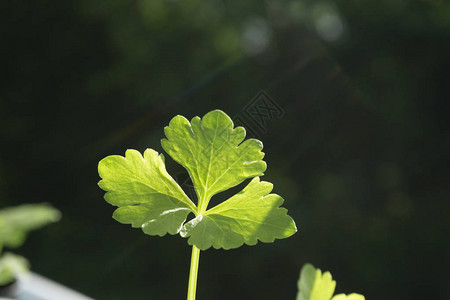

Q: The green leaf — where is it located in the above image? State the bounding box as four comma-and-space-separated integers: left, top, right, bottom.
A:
161, 110, 266, 212
297, 263, 336, 300
98, 149, 196, 236
98, 110, 296, 250
180, 177, 297, 250
0, 252, 29, 285
0, 204, 61, 250
297, 264, 365, 300
332, 294, 365, 300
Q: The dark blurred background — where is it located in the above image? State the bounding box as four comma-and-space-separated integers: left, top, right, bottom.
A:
1, 0, 449, 299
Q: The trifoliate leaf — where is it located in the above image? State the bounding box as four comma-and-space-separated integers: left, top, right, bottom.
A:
0, 204, 61, 249
180, 177, 297, 250
297, 264, 365, 300
98, 149, 196, 236
98, 110, 296, 250
161, 110, 266, 210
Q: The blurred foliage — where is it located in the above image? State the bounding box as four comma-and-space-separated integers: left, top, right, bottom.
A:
0, 204, 60, 285
1, 0, 449, 299
0, 204, 61, 251
0, 252, 29, 286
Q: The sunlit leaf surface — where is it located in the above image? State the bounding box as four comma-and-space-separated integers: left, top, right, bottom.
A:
332, 294, 365, 300
98, 149, 195, 236
98, 110, 296, 250
297, 264, 365, 300
161, 109, 266, 205
181, 177, 296, 250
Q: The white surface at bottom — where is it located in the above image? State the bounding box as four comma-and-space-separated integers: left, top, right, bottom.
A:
17, 272, 94, 300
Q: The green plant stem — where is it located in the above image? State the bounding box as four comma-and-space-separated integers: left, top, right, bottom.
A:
187, 245, 201, 300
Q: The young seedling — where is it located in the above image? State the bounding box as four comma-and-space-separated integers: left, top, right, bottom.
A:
98, 109, 297, 299
297, 263, 365, 300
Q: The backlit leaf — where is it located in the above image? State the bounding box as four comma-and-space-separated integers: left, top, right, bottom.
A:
181, 177, 297, 250
332, 294, 365, 300
98, 110, 296, 250
297, 263, 336, 300
98, 149, 196, 236
297, 264, 365, 300
161, 110, 266, 208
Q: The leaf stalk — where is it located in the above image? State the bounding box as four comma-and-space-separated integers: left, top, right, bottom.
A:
187, 245, 201, 300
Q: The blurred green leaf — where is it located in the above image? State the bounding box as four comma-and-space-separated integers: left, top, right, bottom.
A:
0, 252, 29, 285
0, 204, 61, 250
